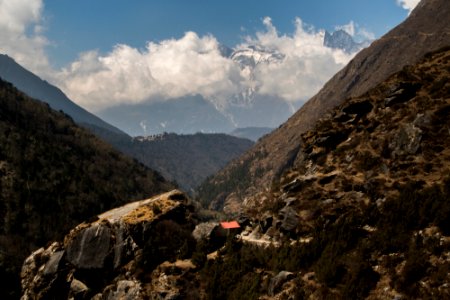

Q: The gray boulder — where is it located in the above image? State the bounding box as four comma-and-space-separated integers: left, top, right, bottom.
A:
192, 222, 219, 241
279, 206, 299, 233
268, 271, 295, 296
390, 123, 422, 156
66, 223, 112, 269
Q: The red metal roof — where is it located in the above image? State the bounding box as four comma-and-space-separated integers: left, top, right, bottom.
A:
220, 221, 240, 229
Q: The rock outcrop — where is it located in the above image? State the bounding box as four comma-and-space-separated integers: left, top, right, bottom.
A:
21, 190, 196, 300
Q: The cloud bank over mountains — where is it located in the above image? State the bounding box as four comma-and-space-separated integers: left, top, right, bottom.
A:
58, 33, 242, 111
0, 0, 419, 113
59, 17, 356, 112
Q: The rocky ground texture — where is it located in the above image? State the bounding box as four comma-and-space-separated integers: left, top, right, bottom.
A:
237, 47, 450, 299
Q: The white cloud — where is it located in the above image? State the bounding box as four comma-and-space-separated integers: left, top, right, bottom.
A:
57, 17, 358, 111
0, 0, 51, 74
57, 32, 242, 111
357, 27, 376, 41
0, 3, 362, 114
396, 0, 421, 14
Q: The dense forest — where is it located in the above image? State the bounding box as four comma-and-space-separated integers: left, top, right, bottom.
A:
121, 133, 253, 191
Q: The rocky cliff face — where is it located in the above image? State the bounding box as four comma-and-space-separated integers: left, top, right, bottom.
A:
197, 0, 450, 213
21, 190, 198, 300
232, 46, 450, 299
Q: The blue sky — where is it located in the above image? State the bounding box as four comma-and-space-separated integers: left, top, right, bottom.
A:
43, 0, 410, 67
0, 0, 419, 113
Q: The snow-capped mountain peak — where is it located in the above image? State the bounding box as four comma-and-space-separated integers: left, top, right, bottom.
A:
230, 45, 285, 69
323, 29, 371, 53
226, 45, 285, 107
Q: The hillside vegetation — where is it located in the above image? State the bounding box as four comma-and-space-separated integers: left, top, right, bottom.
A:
198, 46, 450, 299
118, 133, 253, 191
0, 79, 173, 299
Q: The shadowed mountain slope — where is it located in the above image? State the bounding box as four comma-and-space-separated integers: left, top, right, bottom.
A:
0, 54, 129, 141
198, 0, 450, 212
0, 56, 252, 194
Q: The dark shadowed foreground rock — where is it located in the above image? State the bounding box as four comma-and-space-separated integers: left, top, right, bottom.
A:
21, 190, 196, 300
66, 223, 112, 269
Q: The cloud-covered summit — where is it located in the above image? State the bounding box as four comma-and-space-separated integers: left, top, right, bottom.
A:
58, 32, 241, 112
0, 1, 385, 116
56, 17, 357, 113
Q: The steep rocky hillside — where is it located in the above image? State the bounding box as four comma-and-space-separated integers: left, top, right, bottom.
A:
198, 0, 450, 212
0, 80, 173, 299
119, 133, 253, 191
200, 48, 450, 299
21, 48, 450, 299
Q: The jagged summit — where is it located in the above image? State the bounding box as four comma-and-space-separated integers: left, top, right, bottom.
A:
324, 29, 367, 53
230, 45, 285, 69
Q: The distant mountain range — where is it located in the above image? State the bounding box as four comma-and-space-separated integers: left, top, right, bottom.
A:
98, 31, 366, 137
97, 44, 296, 136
